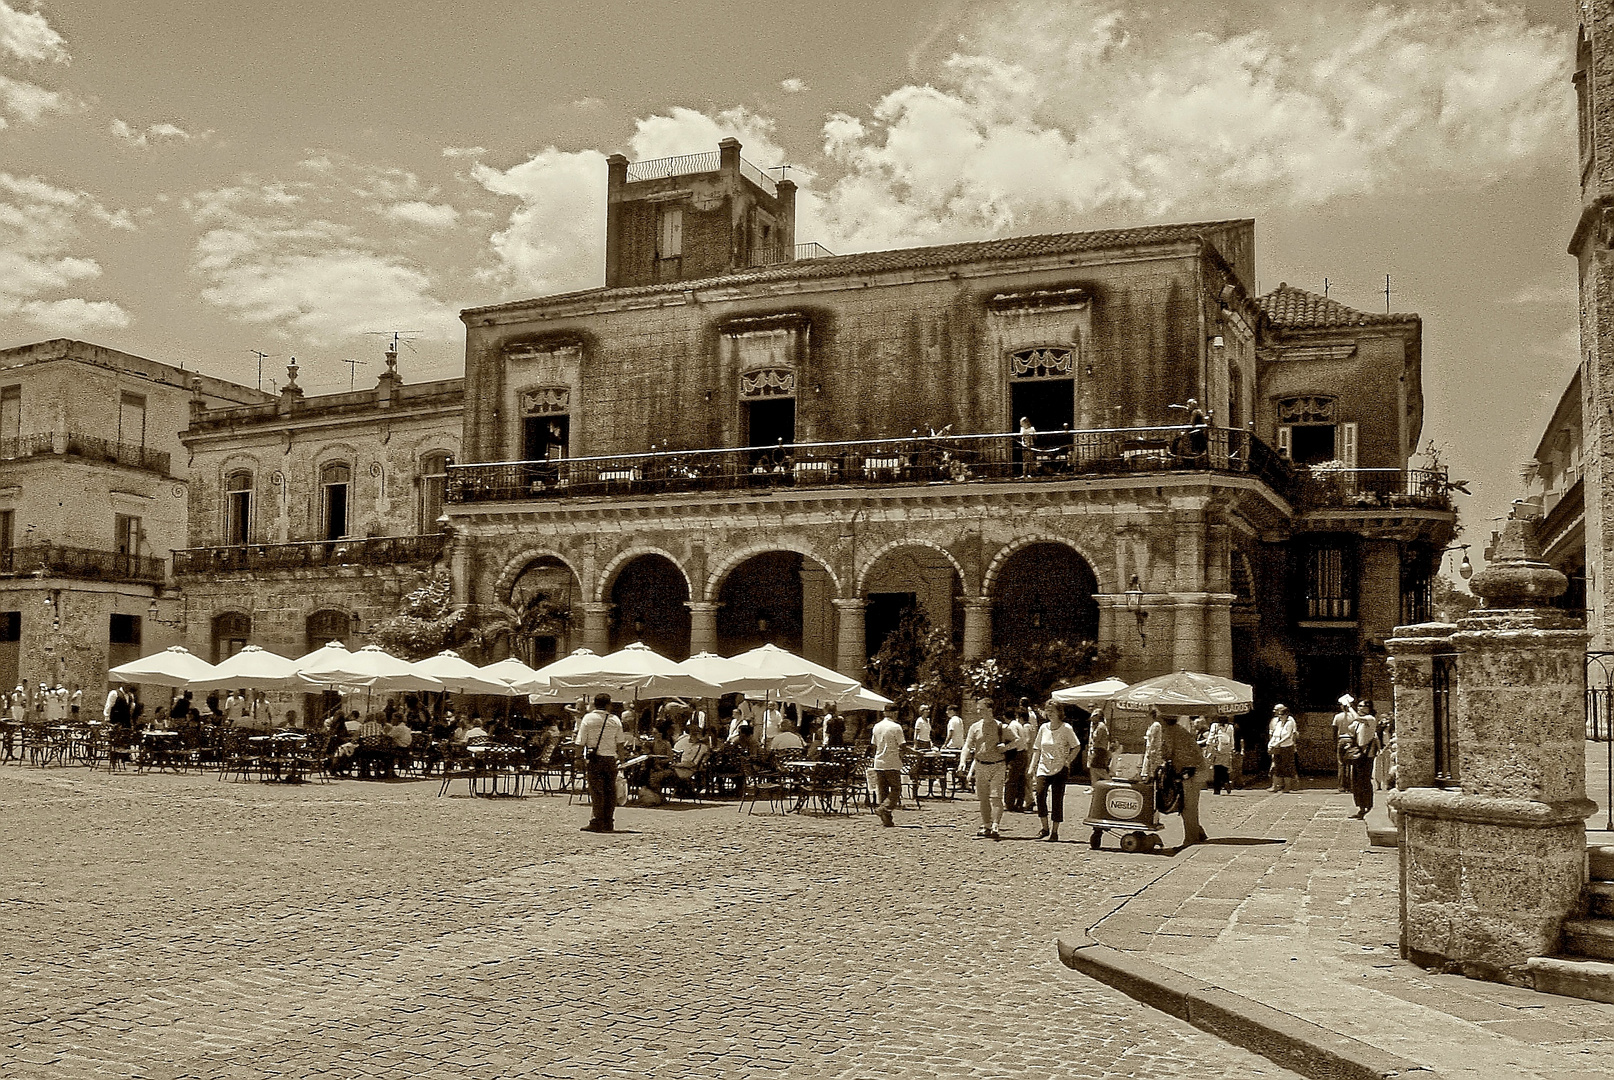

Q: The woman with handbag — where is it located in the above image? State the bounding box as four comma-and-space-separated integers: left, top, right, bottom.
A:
1343, 709, 1379, 819
1204, 717, 1236, 795
1085, 713, 1111, 783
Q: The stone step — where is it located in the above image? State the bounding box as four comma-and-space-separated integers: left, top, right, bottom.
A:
1562, 917, 1614, 961
1590, 845, 1614, 882
1588, 881, 1614, 919
1528, 954, 1614, 1004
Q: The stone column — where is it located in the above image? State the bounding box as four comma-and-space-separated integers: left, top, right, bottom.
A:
799, 565, 832, 667
961, 596, 993, 661
1204, 593, 1234, 677
1391, 516, 1595, 983
580, 602, 613, 655
686, 601, 719, 657
1170, 593, 1207, 673
832, 598, 867, 681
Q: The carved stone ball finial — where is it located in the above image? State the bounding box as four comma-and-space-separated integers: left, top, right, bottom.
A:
285, 358, 300, 390
1467, 515, 1566, 608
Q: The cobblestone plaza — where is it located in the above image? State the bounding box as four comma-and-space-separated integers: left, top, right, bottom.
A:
0, 770, 1298, 1079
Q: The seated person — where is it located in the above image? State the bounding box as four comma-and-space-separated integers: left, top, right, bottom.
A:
649, 728, 711, 796
727, 723, 764, 764
344, 711, 363, 736
767, 719, 807, 758
283, 709, 301, 731
527, 717, 562, 768
331, 734, 360, 776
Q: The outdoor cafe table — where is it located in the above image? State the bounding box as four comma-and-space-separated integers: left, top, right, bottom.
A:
466, 743, 525, 797
249, 733, 309, 783
140, 730, 182, 772
916, 749, 961, 798
780, 758, 840, 814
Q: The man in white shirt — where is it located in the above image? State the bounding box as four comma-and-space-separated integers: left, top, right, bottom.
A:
761, 704, 784, 743
767, 719, 806, 755
958, 710, 1012, 839
869, 707, 906, 828
223, 691, 245, 725
576, 693, 626, 833
943, 706, 965, 750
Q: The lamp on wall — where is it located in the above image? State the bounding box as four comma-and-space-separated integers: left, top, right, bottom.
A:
1443, 544, 1473, 580
1125, 575, 1149, 645
147, 595, 184, 629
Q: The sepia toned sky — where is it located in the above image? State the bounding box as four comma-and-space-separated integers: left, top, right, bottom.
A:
0, 0, 1590, 568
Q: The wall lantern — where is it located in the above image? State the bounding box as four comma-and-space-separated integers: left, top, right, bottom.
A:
1125, 575, 1148, 645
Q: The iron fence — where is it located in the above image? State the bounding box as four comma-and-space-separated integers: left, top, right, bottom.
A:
1291, 467, 1452, 512
0, 543, 166, 584
173, 532, 446, 575
0, 431, 169, 474
447, 426, 1301, 505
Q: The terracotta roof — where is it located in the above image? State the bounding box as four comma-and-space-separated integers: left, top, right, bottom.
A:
464, 218, 1253, 316
1256, 283, 1418, 329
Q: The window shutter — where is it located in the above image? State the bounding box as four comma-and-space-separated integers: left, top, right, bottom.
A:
1277, 425, 1292, 458
1340, 422, 1358, 468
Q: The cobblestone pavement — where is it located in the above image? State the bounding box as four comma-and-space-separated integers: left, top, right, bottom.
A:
0, 768, 1298, 1080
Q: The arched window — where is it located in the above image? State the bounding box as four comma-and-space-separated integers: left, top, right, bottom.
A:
212, 612, 251, 662
305, 609, 353, 653
419, 452, 451, 533
320, 463, 350, 541
225, 470, 253, 546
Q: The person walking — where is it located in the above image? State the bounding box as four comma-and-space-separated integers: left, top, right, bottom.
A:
1027, 709, 1081, 842
958, 709, 1012, 839
869, 706, 906, 828
576, 693, 625, 833
1344, 707, 1381, 819
1268, 704, 1298, 793
1205, 717, 1236, 795
1161, 714, 1208, 848
1004, 703, 1032, 813
1086, 712, 1111, 784
1333, 695, 1358, 792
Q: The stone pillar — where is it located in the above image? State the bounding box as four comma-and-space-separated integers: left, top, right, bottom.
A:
1391, 516, 1595, 984
580, 602, 613, 655
799, 565, 832, 667
961, 596, 992, 661
1204, 594, 1234, 677
686, 601, 719, 657
1170, 593, 1207, 673
832, 598, 867, 681
1385, 621, 1457, 791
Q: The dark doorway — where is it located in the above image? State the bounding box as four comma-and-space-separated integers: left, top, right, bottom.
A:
609, 555, 691, 657
865, 592, 917, 657
1010, 379, 1074, 438
1289, 424, 1336, 465
524, 415, 569, 461
743, 398, 795, 467
991, 543, 1098, 650
717, 551, 804, 655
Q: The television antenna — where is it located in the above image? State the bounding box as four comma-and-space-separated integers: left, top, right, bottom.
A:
247, 349, 276, 392
340, 357, 368, 391
364, 330, 423, 359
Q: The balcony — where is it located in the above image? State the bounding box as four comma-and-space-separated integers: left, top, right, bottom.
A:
0, 430, 171, 475
0, 544, 166, 585
1291, 467, 1453, 513
173, 532, 447, 576
446, 427, 1298, 505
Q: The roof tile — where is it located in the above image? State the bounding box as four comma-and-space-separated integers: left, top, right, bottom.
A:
1256, 283, 1417, 329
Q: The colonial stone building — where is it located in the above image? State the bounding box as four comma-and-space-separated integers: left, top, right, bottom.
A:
0, 339, 270, 693
172, 348, 460, 665
445, 140, 1456, 752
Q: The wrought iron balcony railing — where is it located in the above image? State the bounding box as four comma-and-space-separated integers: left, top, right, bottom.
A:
446, 426, 1301, 505
0, 431, 170, 475
173, 532, 447, 576
1291, 467, 1453, 513
0, 544, 166, 584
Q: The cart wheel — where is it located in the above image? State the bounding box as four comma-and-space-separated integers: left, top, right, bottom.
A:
1146, 834, 1163, 852
1120, 832, 1143, 853
1089, 829, 1103, 850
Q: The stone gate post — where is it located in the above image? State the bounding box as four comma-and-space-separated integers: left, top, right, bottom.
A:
1390, 516, 1596, 984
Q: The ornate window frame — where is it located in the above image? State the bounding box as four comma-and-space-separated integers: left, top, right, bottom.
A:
518, 386, 570, 416
1008, 346, 1076, 381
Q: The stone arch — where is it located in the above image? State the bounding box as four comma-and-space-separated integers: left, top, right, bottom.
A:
604, 552, 691, 656
492, 547, 583, 606
987, 538, 1102, 651
705, 541, 842, 601
982, 533, 1110, 596
855, 538, 972, 596
596, 546, 694, 605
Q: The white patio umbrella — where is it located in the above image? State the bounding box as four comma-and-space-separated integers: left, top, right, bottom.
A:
520, 642, 722, 700
186, 645, 304, 692
411, 649, 517, 696
109, 645, 219, 688
297, 644, 442, 692
676, 651, 781, 695
479, 656, 542, 690
294, 640, 352, 668
726, 643, 861, 701
1050, 677, 1130, 711
833, 686, 894, 712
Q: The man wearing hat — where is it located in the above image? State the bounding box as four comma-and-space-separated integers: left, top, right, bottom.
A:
1268, 704, 1298, 793
1333, 695, 1358, 793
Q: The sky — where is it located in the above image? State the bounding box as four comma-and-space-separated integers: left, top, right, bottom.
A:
0, 0, 1589, 573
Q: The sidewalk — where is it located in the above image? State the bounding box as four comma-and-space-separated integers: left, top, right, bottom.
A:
1057, 780, 1614, 1080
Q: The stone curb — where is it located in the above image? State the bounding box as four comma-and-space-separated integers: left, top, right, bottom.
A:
1055, 936, 1439, 1080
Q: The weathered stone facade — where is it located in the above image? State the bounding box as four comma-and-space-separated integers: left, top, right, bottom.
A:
0, 340, 270, 694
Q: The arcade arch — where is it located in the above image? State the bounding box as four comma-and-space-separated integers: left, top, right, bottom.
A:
989, 541, 1099, 651
606, 553, 690, 657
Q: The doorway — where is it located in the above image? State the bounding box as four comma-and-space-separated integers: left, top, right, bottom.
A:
743, 398, 795, 467
1010, 379, 1074, 438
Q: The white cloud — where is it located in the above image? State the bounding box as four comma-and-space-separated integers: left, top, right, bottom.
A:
0, 71, 69, 124
186, 166, 461, 344
628, 105, 788, 165
0, 0, 67, 64
442, 145, 487, 159
110, 117, 207, 148
472, 147, 607, 296
813, 0, 1572, 250
383, 200, 459, 228
781, 78, 808, 94
0, 172, 131, 334
1507, 281, 1578, 307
